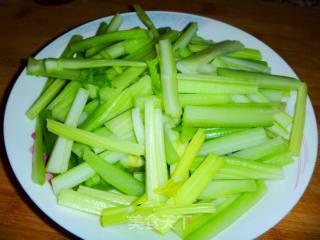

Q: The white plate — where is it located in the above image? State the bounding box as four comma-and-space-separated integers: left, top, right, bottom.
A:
3, 11, 318, 240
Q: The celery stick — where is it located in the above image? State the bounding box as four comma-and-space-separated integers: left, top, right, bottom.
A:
185, 181, 266, 240
198, 180, 257, 200
120, 155, 144, 169
227, 48, 262, 60
188, 43, 210, 53
31, 118, 45, 185
247, 92, 270, 103
179, 93, 233, 106
78, 99, 100, 125
260, 152, 294, 166
105, 110, 134, 138
173, 22, 198, 51
204, 127, 248, 140
47, 119, 145, 155
84, 174, 101, 187
274, 111, 292, 128
83, 149, 144, 196
267, 122, 289, 138
158, 129, 205, 196
180, 126, 197, 142
289, 83, 307, 155
134, 95, 162, 109
231, 94, 251, 103
133, 172, 145, 182
177, 40, 244, 73
101, 205, 136, 226
96, 22, 109, 35
159, 29, 181, 42
200, 128, 267, 156
178, 48, 193, 58
106, 14, 123, 32
190, 35, 213, 45
133, 4, 159, 40
154, 203, 216, 216
231, 137, 288, 160
51, 162, 95, 195
124, 43, 155, 61
58, 189, 116, 215
51, 93, 79, 122
164, 129, 180, 165
98, 150, 127, 164
71, 28, 150, 52
178, 80, 258, 94
77, 185, 137, 205
260, 89, 285, 102
174, 154, 224, 205
147, 58, 162, 94
159, 39, 182, 118
46, 88, 89, 173
183, 104, 277, 128
217, 68, 302, 90
132, 107, 145, 145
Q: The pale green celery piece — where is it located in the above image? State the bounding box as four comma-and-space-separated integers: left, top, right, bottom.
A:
267, 122, 289, 138
146, 58, 162, 94
92, 126, 114, 153
185, 181, 266, 240
44, 58, 146, 72
77, 185, 137, 205
274, 111, 292, 128
176, 40, 244, 73
98, 150, 127, 164
31, 118, 45, 185
212, 56, 270, 73
78, 99, 100, 125
134, 95, 162, 109
247, 92, 270, 103
157, 129, 205, 196
217, 68, 302, 90
260, 151, 294, 166
47, 88, 89, 173
178, 79, 258, 94
164, 129, 180, 165
180, 126, 197, 142
227, 48, 262, 60
105, 110, 134, 137
174, 154, 224, 205
51, 162, 95, 195
173, 22, 198, 51
83, 149, 144, 196
179, 93, 233, 106
199, 128, 267, 156
178, 48, 193, 58
231, 136, 288, 160
51, 95, 78, 122
70, 28, 150, 52
183, 104, 278, 128
133, 172, 145, 182
260, 89, 284, 103
198, 180, 257, 200
289, 83, 307, 156
120, 155, 144, 169
100, 205, 136, 226
132, 107, 145, 145
80, 75, 152, 131
231, 94, 251, 103
196, 63, 217, 74
159, 39, 182, 119
106, 14, 123, 32
133, 4, 159, 40
82, 83, 99, 99
188, 43, 210, 53
124, 43, 155, 61
190, 35, 213, 45
204, 127, 249, 140
47, 119, 145, 155
84, 174, 101, 187
71, 142, 90, 158
58, 189, 116, 215
154, 203, 216, 216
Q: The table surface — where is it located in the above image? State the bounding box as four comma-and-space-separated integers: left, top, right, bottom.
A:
0, 0, 319, 239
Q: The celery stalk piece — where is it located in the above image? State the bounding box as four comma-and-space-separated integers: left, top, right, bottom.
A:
147, 58, 162, 94
124, 42, 155, 61
78, 99, 100, 125
200, 128, 267, 156
101, 205, 136, 226
190, 35, 213, 45
154, 203, 216, 216
134, 95, 162, 109
247, 92, 270, 103
84, 174, 101, 187
51, 162, 95, 195
96, 22, 109, 35
198, 180, 257, 200
260, 89, 285, 102
174, 154, 224, 205
133, 4, 159, 40
159, 39, 182, 119
58, 189, 116, 215
178, 80, 258, 94
120, 155, 144, 169
98, 150, 127, 164
231, 137, 288, 160
83, 149, 144, 196
289, 83, 307, 155
179, 93, 233, 106
183, 104, 278, 128
132, 108, 145, 145
274, 111, 292, 128
176, 40, 244, 73
204, 127, 249, 140
260, 152, 294, 166
106, 14, 123, 32
44, 58, 146, 72
134, 172, 145, 182
164, 129, 180, 165
80, 75, 152, 131
217, 68, 302, 90
180, 126, 197, 142
173, 22, 198, 51
77, 185, 137, 205
46, 88, 89, 173
188, 43, 210, 53
105, 110, 134, 138
159, 29, 181, 42
231, 94, 251, 103
227, 48, 262, 60
70, 28, 150, 52
185, 181, 266, 240
157, 129, 205, 196
267, 122, 289, 138
47, 119, 145, 155
31, 118, 45, 185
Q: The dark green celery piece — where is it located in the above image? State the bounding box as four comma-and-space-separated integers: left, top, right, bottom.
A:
159, 39, 182, 119
204, 127, 249, 140
183, 104, 278, 128
95, 22, 109, 35
227, 48, 262, 60
177, 40, 244, 73
146, 58, 161, 94
123, 43, 155, 61
80, 75, 152, 131
70, 28, 150, 52
199, 128, 267, 156
173, 22, 198, 51
133, 4, 159, 40
38, 109, 57, 155
83, 149, 144, 196
159, 29, 181, 42
47, 119, 145, 156
31, 117, 45, 185
217, 68, 302, 90
185, 181, 266, 240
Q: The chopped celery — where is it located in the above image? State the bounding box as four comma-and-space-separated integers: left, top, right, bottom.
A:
95, 22, 109, 35
83, 149, 144, 196
173, 22, 198, 51
179, 94, 233, 106
134, 4, 159, 40
227, 48, 262, 60
105, 110, 134, 138
101, 205, 136, 226
134, 95, 162, 109
204, 127, 248, 140
180, 126, 197, 142
260, 152, 294, 166
120, 155, 144, 169
106, 14, 123, 32
231, 94, 251, 103
260, 89, 285, 102
267, 122, 289, 138
164, 129, 180, 165
132, 107, 145, 145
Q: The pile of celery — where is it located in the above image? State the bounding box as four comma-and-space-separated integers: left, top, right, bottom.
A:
27, 5, 307, 240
